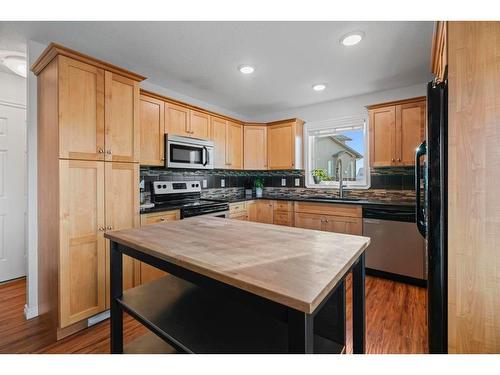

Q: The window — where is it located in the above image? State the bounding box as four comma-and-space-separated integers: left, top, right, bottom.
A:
305, 116, 370, 189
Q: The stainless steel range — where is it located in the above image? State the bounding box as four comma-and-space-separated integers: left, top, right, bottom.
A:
150, 180, 229, 219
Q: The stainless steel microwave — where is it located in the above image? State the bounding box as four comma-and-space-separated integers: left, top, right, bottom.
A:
165, 134, 214, 169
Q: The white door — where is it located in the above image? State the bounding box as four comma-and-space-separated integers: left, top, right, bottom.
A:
0, 103, 26, 282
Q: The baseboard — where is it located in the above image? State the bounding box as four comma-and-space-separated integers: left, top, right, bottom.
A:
366, 268, 427, 287
24, 303, 39, 320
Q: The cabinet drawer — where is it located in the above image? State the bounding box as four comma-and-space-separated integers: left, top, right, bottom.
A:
273, 200, 294, 212
229, 202, 246, 214
273, 211, 294, 226
293, 201, 361, 218
140, 210, 180, 226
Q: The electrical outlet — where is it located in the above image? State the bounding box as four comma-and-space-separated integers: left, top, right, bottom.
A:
295, 178, 300, 187
202, 179, 207, 188
220, 178, 225, 188
281, 178, 286, 187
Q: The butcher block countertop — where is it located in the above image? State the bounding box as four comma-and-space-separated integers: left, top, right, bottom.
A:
105, 217, 370, 314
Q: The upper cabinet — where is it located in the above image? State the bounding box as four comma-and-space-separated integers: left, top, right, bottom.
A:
58, 56, 105, 160
165, 102, 190, 137
244, 124, 267, 170
164, 103, 210, 139
189, 110, 210, 139
267, 119, 304, 170
38, 47, 142, 164
104, 71, 140, 163
368, 97, 425, 167
226, 121, 243, 170
211, 116, 228, 168
139, 94, 165, 166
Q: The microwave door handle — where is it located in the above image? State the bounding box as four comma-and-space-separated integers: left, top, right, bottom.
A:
415, 141, 427, 237
202, 146, 208, 166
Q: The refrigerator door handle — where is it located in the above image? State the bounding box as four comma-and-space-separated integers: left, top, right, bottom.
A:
415, 141, 427, 237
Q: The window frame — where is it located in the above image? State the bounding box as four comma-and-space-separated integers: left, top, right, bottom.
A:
304, 116, 371, 189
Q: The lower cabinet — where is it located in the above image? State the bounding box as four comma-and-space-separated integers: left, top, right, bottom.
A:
293, 202, 362, 235
255, 200, 274, 224
138, 210, 180, 284
59, 160, 139, 328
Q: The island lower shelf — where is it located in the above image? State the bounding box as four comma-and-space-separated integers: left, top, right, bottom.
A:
118, 275, 345, 354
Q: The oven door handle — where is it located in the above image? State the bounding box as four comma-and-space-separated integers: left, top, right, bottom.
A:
202, 146, 208, 166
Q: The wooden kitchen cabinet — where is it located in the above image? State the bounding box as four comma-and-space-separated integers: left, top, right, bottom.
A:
244, 124, 267, 170
139, 210, 180, 284
246, 201, 258, 222
189, 110, 210, 139
59, 160, 106, 327
322, 215, 362, 235
58, 56, 105, 161
267, 119, 304, 170
33, 44, 145, 339
210, 116, 228, 168
139, 94, 165, 166
294, 212, 323, 231
273, 200, 294, 226
255, 200, 274, 224
226, 121, 243, 169
368, 97, 425, 167
104, 71, 140, 163
165, 102, 190, 137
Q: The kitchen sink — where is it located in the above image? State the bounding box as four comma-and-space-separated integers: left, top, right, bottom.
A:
310, 196, 362, 202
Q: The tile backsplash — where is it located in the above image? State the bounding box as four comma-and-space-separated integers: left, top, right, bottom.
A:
140, 166, 415, 203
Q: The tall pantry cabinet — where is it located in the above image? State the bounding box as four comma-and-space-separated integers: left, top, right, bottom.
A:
32, 43, 145, 339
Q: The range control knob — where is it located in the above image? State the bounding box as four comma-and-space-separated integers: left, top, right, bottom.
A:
196, 184, 199, 187
191, 184, 195, 187
162, 184, 167, 189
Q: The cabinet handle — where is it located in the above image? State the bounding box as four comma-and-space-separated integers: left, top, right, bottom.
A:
106, 226, 113, 230
161, 157, 165, 161
98, 226, 105, 231
397, 158, 401, 162
98, 148, 104, 154
391, 158, 395, 162
106, 150, 112, 155
160, 218, 165, 221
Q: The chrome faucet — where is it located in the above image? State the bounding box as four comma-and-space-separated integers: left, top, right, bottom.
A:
336, 157, 347, 199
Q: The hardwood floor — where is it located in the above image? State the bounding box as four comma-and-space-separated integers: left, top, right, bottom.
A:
0, 275, 427, 354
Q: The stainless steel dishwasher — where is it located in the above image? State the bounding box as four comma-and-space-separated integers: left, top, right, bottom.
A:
363, 206, 426, 285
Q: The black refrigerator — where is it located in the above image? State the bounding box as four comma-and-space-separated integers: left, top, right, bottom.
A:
415, 80, 448, 354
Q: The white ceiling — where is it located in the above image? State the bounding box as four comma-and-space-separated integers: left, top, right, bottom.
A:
0, 21, 434, 117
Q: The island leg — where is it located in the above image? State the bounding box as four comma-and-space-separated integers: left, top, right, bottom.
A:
288, 309, 314, 353
110, 240, 123, 354
352, 252, 366, 354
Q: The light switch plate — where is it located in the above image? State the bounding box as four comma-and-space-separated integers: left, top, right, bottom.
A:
295, 178, 300, 187
281, 178, 287, 187
220, 178, 225, 188
202, 179, 207, 188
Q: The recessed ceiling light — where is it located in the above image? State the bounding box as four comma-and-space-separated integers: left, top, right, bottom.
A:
238, 65, 255, 74
0, 50, 27, 78
340, 32, 364, 47
312, 84, 326, 92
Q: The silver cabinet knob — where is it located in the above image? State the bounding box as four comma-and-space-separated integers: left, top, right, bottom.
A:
98, 226, 105, 231
98, 148, 104, 154
106, 226, 113, 230
106, 150, 112, 155
159, 218, 165, 222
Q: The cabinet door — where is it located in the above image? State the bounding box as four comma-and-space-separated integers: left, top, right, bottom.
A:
396, 101, 425, 166
267, 122, 294, 169
165, 102, 190, 137
369, 106, 396, 167
105, 162, 139, 307
244, 125, 268, 170
256, 200, 274, 224
139, 210, 179, 284
247, 201, 258, 222
211, 117, 228, 169
190, 110, 210, 139
139, 95, 165, 166
59, 160, 105, 328
58, 56, 105, 160
227, 121, 243, 169
104, 72, 140, 163
322, 215, 362, 235
294, 212, 323, 231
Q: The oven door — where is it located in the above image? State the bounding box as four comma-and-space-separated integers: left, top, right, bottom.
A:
166, 138, 213, 169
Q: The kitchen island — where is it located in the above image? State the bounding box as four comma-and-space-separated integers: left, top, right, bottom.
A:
105, 217, 370, 354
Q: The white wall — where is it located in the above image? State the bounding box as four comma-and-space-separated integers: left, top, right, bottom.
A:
25, 40, 45, 319
249, 83, 427, 123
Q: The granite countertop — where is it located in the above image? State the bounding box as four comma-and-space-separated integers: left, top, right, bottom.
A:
223, 195, 415, 210
140, 194, 415, 214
